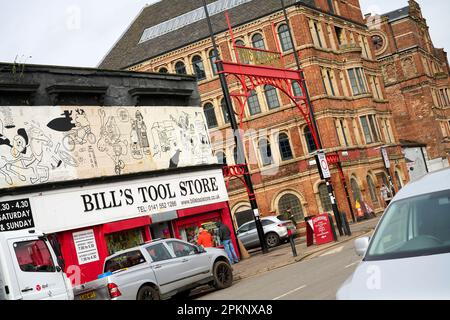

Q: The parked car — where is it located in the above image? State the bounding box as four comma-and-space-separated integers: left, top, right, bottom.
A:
337, 168, 450, 299
237, 216, 297, 250
73, 238, 233, 300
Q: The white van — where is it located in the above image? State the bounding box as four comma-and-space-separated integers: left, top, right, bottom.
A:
0, 229, 73, 300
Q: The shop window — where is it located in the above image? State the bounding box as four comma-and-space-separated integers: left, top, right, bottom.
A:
204, 103, 218, 129
192, 55, 206, 81
278, 24, 293, 52
178, 218, 221, 247
252, 33, 265, 50
278, 133, 293, 161
106, 228, 145, 256
264, 85, 280, 109
104, 250, 147, 273
14, 240, 56, 273
278, 193, 304, 222
175, 61, 187, 75
146, 243, 173, 262
318, 183, 332, 212
166, 240, 197, 258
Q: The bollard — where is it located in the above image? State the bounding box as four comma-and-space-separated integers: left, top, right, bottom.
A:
288, 229, 298, 257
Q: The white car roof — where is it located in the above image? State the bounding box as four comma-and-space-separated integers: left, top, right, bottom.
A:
393, 168, 450, 202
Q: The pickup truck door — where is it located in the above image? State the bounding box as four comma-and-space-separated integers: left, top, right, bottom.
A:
165, 240, 210, 282
145, 243, 190, 295
8, 238, 69, 300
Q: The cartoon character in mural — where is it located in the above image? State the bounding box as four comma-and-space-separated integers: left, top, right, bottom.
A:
97, 109, 128, 175
130, 110, 151, 160
47, 109, 96, 152
0, 126, 51, 185
149, 119, 177, 160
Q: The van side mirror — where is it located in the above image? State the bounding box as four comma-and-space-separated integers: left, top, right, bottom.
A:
354, 237, 370, 256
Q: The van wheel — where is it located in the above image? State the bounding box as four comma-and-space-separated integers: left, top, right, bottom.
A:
213, 261, 233, 289
137, 285, 160, 300
266, 232, 280, 248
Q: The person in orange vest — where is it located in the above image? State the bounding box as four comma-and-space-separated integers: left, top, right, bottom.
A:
197, 227, 214, 248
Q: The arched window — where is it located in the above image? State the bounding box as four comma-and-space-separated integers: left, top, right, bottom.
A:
209, 50, 218, 76
221, 98, 230, 124
191, 55, 206, 81
216, 151, 227, 166
278, 133, 293, 161
367, 175, 379, 206
278, 193, 304, 222
175, 61, 187, 75
158, 67, 168, 73
351, 178, 362, 203
278, 24, 293, 52
234, 39, 249, 64
292, 81, 304, 97
259, 138, 273, 166
251, 33, 265, 50
248, 90, 261, 115
304, 126, 317, 153
235, 39, 245, 46
264, 85, 280, 109
318, 183, 332, 212
203, 103, 218, 129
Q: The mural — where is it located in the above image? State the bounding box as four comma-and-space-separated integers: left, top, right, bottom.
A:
0, 106, 216, 189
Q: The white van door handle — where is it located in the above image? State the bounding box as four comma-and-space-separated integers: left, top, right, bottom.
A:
181, 258, 189, 263
153, 265, 162, 269
21, 287, 33, 293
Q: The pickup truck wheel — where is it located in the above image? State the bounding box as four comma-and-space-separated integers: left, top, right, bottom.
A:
213, 261, 233, 289
137, 285, 160, 300
265, 232, 280, 248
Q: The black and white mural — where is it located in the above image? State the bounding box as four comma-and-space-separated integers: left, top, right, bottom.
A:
0, 106, 215, 189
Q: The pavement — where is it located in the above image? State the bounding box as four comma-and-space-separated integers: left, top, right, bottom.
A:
231, 216, 381, 282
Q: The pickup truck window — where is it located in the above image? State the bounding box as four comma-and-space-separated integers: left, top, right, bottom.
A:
104, 250, 146, 273
146, 243, 173, 262
13, 240, 56, 273
166, 241, 197, 258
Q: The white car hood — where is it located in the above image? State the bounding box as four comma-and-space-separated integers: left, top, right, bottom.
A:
338, 252, 450, 300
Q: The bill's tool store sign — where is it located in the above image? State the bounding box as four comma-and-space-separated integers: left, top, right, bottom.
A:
0, 198, 34, 231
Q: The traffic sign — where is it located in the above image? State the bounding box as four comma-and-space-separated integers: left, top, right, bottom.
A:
316, 152, 331, 179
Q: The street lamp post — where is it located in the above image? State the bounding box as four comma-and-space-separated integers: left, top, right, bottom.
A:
279, 0, 344, 236
202, 0, 269, 254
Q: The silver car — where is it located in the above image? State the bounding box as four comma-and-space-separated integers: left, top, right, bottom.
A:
337, 168, 450, 300
237, 216, 297, 249
74, 238, 233, 300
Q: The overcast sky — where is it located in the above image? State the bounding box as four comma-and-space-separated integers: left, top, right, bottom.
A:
0, 0, 448, 68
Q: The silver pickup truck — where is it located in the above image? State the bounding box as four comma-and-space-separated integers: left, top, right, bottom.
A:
73, 238, 233, 300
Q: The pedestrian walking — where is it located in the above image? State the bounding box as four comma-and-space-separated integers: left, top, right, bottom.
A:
380, 184, 392, 208
216, 221, 239, 264
197, 227, 214, 248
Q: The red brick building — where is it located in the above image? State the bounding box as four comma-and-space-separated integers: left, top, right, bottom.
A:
366, 0, 450, 173
99, 0, 409, 229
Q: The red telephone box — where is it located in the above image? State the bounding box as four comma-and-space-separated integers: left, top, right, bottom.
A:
312, 214, 335, 245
